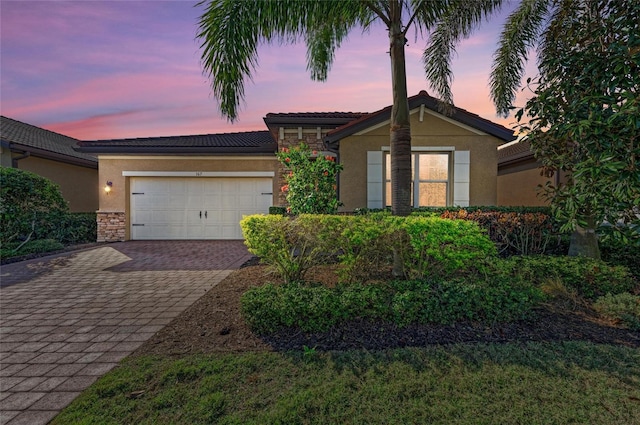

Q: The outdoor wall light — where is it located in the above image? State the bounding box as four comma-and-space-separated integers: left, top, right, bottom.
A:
104, 181, 113, 194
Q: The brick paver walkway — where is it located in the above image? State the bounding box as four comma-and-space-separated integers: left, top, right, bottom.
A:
0, 241, 251, 425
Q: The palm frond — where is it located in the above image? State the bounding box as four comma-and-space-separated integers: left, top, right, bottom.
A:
490, 0, 553, 117
197, 0, 366, 121
423, 0, 503, 114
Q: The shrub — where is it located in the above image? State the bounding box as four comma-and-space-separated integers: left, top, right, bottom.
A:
241, 275, 543, 334
337, 214, 395, 282
593, 293, 640, 330
276, 143, 343, 214
0, 167, 68, 245
241, 281, 342, 333
240, 214, 342, 283
502, 255, 636, 300
0, 239, 64, 258
399, 216, 497, 278
242, 214, 497, 283
438, 209, 558, 256
601, 241, 640, 281
39, 213, 97, 244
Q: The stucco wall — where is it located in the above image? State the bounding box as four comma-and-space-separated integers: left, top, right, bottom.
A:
15, 156, 98, 212
338, 110, 503, 211
497, 160, 564, 207
98, 155, 279, 240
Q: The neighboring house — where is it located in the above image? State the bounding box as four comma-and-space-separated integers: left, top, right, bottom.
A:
76, 91, 515, 242
497, 139, 563, 206
0, 116, 98, 212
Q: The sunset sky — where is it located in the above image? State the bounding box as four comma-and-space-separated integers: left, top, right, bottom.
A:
0, 1, 537, 141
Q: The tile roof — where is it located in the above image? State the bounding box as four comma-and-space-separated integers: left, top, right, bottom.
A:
76, 131, 277, 154
324, 91, 516, 145
0, 116, 97, 165
497, 139, 534, 166
263, 112, 366, 128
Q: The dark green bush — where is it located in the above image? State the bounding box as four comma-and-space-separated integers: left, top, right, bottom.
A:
0, 239, 64, 258
42, 213, 97, 244
1, 167, 68, 244
601, 241, 640, 281
501, 255, 636, 300
241, 281, 342, 333
268, 206, 287, 215
241, 275, 544, 334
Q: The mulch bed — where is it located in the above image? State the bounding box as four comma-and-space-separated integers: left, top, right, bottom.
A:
133, 263, 640, 357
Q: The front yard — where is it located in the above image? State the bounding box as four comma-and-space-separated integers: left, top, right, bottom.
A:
51, 212, 639, 423
52, 262, 640, 424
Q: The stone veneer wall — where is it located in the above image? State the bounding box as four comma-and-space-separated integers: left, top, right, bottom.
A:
276, 132, 330, 205
97, 212, 126, 242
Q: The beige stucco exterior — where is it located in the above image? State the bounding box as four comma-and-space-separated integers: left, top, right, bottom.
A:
497, 162, 550, 206
13, 155, 98, 212
97, 155, 279, 240
338, 109, 503, 211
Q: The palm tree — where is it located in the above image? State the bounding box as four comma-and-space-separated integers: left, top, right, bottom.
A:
197, 0, 503, 217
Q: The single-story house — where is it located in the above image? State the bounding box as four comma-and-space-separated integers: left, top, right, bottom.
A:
0, 115, 98, 212
76, 91, 515, 242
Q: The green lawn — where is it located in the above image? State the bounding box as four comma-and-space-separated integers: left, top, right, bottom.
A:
53, 341, 639, 424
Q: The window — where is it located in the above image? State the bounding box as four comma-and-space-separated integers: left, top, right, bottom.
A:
384, 152, 450, 207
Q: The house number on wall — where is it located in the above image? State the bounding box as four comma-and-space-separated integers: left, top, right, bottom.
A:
195, 171, 203, 176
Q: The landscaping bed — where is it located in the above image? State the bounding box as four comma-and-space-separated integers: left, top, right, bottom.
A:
133, 263, 640, 357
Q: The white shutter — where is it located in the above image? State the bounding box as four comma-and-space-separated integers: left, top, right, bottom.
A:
453, 150, 470, 206
367, 151, 383, 209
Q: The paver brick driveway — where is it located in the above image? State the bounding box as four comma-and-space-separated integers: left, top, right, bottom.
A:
0, 241, 252, 425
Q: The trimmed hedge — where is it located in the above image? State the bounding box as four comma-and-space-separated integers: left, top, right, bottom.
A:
240, 214, 497, 283
241, 275, 544, 334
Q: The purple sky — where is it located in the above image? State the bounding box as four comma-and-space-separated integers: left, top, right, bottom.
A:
1, 1, 536, 141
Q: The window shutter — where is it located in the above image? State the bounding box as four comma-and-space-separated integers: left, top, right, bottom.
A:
367, 151, 383, 209
453, 150, 470, 206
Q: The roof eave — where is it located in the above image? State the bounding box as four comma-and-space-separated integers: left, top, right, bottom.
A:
74, 145, 278, 155
7, 142, 97, 168
324, 93, 516, 144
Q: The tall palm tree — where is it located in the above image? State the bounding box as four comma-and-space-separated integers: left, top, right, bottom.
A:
198, 0, 503, 217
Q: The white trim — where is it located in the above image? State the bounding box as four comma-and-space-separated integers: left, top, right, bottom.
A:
353, 106, 488, 136
99, 155, 276, 161
123, 171, 275, 177
419, 104, 425, 122
453, 150, 470, 207
279, 127, 284, 140
367, 151, 384, 209
381, 146, 455, 152
316, 127, 322, 140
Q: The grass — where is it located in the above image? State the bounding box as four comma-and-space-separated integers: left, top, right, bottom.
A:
53, 341, 640, 425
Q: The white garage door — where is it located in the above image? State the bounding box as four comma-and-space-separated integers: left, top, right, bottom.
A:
130, 177, 272, 240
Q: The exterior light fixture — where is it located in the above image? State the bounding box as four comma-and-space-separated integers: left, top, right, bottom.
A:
104, 181, 113, 194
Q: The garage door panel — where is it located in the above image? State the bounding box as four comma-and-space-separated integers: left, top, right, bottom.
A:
131, 177, 272, 240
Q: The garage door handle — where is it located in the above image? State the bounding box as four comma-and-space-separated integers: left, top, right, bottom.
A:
205, 211, 208, 218
261, 192, 273, 195
199, 211, 202, 218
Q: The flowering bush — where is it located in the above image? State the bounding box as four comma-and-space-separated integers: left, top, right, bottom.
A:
276, 143, 343, 214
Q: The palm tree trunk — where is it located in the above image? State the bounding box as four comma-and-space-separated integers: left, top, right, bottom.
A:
389, 6, 412, 218
389, 2, 412, 277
